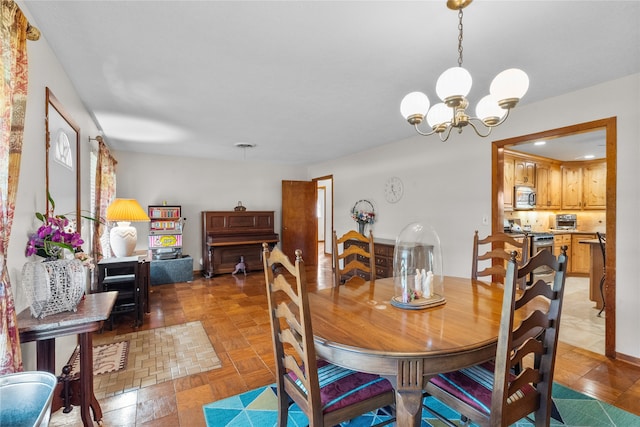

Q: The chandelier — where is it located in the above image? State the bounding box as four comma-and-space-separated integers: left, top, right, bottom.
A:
400, 0, 529, 142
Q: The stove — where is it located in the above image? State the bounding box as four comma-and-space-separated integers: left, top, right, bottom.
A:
529, 232, 554, 280
529, 231, 554, 241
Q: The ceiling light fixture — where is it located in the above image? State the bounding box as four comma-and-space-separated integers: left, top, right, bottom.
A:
234, 142, 256, 160
400, 0, 529, 142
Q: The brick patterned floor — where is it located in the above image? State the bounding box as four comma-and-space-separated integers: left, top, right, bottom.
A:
92, 321, 221, 399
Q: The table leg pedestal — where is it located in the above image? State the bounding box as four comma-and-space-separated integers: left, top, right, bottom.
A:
388, 359, 424, 427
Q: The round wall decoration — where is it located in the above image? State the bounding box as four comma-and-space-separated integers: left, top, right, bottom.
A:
384, 176, 404, 203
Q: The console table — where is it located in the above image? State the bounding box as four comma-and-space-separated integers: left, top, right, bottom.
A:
201, 211, 279, 276
17, 291, 117, 427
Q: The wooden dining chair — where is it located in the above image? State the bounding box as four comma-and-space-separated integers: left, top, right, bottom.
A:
472, 230, 530, 289
424, 246, 568, 427
262, 243, 395, 427
332, 229, 376, 286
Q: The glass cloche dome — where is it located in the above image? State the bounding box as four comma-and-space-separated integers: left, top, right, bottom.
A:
391, 222, 445, 309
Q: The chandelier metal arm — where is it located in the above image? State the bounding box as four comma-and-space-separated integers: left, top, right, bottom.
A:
438, 125, 456, 142
412, 122, 439, 137
466, 119, 493, 138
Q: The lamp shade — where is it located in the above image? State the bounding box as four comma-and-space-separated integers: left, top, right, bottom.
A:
436, 67, 472, 101
426, 103, 451, 128
490, 68, 529, 102
106, 199, 149, 258
400, 91, 430, 120
475, 94, 507, 122
106, 199, 150, 222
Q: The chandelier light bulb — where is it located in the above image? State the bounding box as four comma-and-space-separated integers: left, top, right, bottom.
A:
426, 103, 451, 128
436, 67, 472, 101
475, 94, 507, 124
400, 91, 431, 121
490, 68, 530, 104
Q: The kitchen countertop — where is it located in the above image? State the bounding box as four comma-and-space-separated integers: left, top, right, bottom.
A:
548, 229, 600, 234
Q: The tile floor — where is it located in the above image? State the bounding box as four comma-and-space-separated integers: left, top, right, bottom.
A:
48, 247, 640, 426
559, 277, 606, 354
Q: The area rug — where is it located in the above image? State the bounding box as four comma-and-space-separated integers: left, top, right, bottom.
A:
92, 321, 222, 399
68, 340, 129, 377
203, 382, 640, 427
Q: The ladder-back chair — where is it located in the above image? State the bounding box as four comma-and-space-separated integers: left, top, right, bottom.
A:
332, 229, 376, 286
424, 247, 568, 427
472, 230, 530, 289
262, 243, 394, 426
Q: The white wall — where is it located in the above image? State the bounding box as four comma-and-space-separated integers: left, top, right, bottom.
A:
10, 1, 102, 372
308, 73, 640, 360
114, 151, 307, 270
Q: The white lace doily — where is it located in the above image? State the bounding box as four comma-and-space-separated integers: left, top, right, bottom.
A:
21, 259, 85, 318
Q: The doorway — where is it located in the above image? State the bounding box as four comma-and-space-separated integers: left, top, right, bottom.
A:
314, 175, 333, 257
492, 117, 617, 358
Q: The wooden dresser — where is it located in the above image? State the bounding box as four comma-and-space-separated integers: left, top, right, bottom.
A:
343, 237, 395, 280
201, 211, 279, 277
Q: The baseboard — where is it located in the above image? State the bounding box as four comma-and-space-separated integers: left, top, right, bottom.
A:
616, 351, 640, 367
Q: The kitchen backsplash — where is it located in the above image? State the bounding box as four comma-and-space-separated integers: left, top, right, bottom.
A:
505, 210, 605, 233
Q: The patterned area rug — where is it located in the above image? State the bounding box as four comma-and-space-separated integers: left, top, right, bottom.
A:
203, 383, 640, 427
68, 341, 129, 377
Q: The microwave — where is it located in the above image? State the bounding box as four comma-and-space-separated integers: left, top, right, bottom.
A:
514, 186, 536, 210
555, 214, 577, 230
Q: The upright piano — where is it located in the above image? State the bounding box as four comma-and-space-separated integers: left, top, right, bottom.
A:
201, 211, 279, 277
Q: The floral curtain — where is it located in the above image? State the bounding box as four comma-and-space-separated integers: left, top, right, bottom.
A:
0, 1, 36, 374
92, 137, 117, 263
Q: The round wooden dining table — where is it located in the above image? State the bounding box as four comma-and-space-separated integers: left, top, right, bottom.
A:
308, 276, 533, 427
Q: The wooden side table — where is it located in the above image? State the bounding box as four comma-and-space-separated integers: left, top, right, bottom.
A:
97, 256, 149, 327
17, 291, 117, 427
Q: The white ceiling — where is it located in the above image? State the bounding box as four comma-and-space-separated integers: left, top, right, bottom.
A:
23, 1, 640, 165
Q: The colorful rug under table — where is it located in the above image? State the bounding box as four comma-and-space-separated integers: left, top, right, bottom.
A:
203, 382, 640, 427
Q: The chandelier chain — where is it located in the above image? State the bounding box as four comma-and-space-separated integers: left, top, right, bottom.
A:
457, 9, 464, 67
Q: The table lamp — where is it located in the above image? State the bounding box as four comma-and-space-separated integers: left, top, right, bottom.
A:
106, 198, 150, 257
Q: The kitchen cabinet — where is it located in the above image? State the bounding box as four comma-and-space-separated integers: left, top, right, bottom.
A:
583, 162, 607, 209
503, 156, 515, 210
514, 158, 536, 187
554, 234, 572, 272
571, 233, 596, 274
561, 160, 606, 210
535, 162, 562, 210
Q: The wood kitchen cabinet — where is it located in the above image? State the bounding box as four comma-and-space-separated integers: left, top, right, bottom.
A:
554, 234, 572, 272
562, 160, 606, 210
571, 233, 596, 274
583, 162, 607, 209
514, 158, 536, 187
503, 156, 515, 210
536, 162, 562, 209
